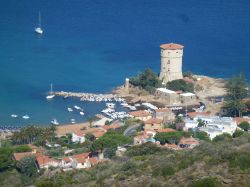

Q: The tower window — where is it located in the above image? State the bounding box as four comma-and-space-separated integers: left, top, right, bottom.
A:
167, 60, 170, 64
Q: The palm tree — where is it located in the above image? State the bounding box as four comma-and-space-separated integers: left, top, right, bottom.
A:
87, 116, 95, 128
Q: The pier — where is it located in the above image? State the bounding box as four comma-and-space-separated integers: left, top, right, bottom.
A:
54, 91, 125, 102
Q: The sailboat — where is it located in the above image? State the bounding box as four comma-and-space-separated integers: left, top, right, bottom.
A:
46, 83, 55, 99
35, 11, 43, 34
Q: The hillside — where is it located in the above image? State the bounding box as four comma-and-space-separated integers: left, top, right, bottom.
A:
2, 133, 247, 187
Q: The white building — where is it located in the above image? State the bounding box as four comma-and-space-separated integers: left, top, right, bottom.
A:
159, 43, 184, 84
72, 131, 86, 143
185, 115, 237, 139
155, 88, 179, 105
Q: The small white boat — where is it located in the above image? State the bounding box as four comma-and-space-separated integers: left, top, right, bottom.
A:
71, 119, 76, 124
51, 119, 59, 125
11, 114, 18, 118
67, 107, 73, 112
74, 105, 81, 110
46, 83, 55, 99
106, 103, 115, 108
80, 111, 84, 116
35, 11, 43, 34
22, 115, 30, 119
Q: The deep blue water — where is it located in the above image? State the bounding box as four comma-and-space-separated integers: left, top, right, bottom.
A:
0, 0, 250, 126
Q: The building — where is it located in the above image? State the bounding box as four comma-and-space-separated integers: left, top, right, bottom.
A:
155, 88, 180, 105
180, 92, 196, 104
72, 131, 86, 143
129, 110, 152, 121
153, 108, 175, 122
144, 118, 164, 131
178, 137, 200, 149
36, 155, 59, 169
159, 43, 184, 84
185, 115, 237, 139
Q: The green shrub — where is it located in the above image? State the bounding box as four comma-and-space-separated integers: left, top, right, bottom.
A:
161, 166, 175, 176
166, 79, 194, 92
14, 145, 32, 153
126, 143, 162, 157
233, 129, 244, 138
188, 177, 221, 187
213, 133, 232, 142
239, 121, 250, 131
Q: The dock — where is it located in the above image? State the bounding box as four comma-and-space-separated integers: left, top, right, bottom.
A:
54, 91, 125, 102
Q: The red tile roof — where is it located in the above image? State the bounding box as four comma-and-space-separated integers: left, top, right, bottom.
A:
73, 153, 90, 163
129, 110, 151, 117
234, 117, 250, 125
36, 155, 56, 167
63, 157, 71, 163
155, 108, 171, 113
102, 123, 120, 131
13, 152, 34, 161
92, 130, 105, 138
157, 128, 176, 133
160, 43, 184, 50
179, 137, 199, 145
187, 112, 210, 118
88, 157, 99, 165
145, 118, 163, 124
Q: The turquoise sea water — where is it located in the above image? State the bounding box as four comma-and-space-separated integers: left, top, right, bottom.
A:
0, 0, 250, 126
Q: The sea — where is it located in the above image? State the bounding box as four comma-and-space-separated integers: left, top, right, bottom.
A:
0, 0, 250, 126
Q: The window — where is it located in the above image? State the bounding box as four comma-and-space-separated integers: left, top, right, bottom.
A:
167, 60, 170, 64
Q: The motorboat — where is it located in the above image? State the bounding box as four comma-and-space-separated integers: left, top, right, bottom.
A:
80, 111, 84, 116
67, 107, 73, 112
51, 119, 59, 125
22, 115, 30, 119
71, 119, 76, 124
11, 114, 18, 118
106, 103, 115, 108
74, 105, 81, 110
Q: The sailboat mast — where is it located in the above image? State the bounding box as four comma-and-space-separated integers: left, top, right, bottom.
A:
38, 11, 41, 28
50, 83, 53, 95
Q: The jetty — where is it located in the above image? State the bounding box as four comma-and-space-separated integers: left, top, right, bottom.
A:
54, 91, 125, 102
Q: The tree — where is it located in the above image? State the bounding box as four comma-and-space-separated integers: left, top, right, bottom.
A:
233, 129, 244, 138
130, 68, 162, 93
197, 119, 205, 127
194, 131, 210, 141
87, 116, 95, 128
16, 156, 38, 177
0, 147, 14, 171
224, 73, 248, 117
14, 145, 32, 153
91, 131, 132, 152
166, 79, 194, 92
213, 133, 232, 142
154, 131, 191, 145
238, 121, 250, 131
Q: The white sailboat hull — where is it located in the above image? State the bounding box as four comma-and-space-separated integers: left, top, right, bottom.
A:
35, 27, 43, 34
46, 95, 55, 99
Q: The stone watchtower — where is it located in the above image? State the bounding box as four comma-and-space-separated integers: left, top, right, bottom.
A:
159, 43, 184, 84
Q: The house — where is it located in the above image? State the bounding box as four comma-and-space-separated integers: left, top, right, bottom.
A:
93, 117, 112, 127
178, 137, 200, 149
153, 108, 175, 122
144, 118, 164, 131
155, 88, 180, 105
72, 128, 106, 143
36, 155, 59, 169
129, 110, 152, 121
72, 131, 86, 143
102, 120, 122, 131
179, 93, 196, 104
13, 152, 34, 161
189, 116, 237, 139
72, 153, 91, 169
187, 112, 210, 119
28, 144, 39, 153
116, 146, 127, 157
157, 128, 176, 133
133, 130, 157, 145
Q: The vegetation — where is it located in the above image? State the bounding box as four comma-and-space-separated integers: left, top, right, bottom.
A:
238, 121, 250, 131
129, 68, 161, 93
12, 125, 56, 146
166, 79, 194, 92
213, 133, 232, 142
16, 156, 38, 177
193, 131, 210, 141
188, 177, 221, 187
154, 131, 191, 144
91, 131, 132, 152
224, 73, 248, 117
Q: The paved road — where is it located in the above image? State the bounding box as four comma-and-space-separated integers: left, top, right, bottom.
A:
123, 124, 141, 136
